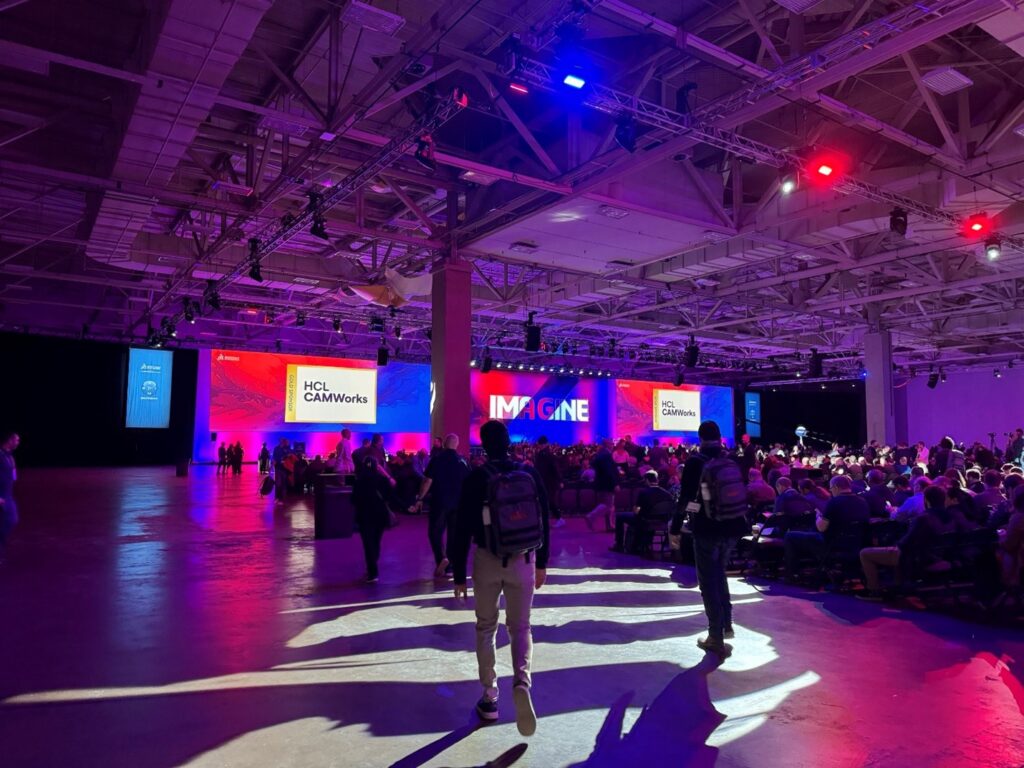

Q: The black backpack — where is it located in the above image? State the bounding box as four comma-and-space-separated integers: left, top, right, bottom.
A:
697, 455, 749, 521
482, 464, 544, 558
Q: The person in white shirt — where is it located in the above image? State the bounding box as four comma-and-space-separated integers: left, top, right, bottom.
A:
335, 428, 355, 475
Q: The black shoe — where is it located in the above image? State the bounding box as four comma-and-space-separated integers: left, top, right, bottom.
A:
609, 545, 624, 553
723, 626, 735, 639
697, 637, 733, 658
856, 590, 884, 602
476, 695, 499, 722
513, 684, 537, 736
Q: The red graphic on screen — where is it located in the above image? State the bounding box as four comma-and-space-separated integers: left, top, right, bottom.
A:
210, 349, 374, 431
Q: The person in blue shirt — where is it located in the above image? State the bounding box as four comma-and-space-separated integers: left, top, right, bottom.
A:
0, 430, 21, 564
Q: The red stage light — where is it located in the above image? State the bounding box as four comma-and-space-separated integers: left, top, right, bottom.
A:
509, 82, 529, 95
803, 149, 850, 186
964, 213, 991, 237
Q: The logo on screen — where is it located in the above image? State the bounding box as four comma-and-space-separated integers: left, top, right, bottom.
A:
141, 380, 158, 398
303, 380, 369, 404
489, 395, 589, 422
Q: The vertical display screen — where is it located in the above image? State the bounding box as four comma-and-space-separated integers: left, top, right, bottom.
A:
126, 348, 173, 428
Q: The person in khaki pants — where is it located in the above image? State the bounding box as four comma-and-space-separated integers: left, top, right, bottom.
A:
451, 420, 550, 736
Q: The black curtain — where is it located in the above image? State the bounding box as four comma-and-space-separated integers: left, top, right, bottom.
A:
0, 333, 197, 467
757, 383, 866, 449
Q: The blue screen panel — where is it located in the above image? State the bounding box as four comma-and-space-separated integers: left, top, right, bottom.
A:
744, 392, 761, 438
126, 348, 173, 428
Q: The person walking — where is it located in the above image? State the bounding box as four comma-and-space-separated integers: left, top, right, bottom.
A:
352, 456, 395, 583
0, 430, 20, 564
415, 433, 469, 577
217, 442, 228, 476
451, 420, 549, 736
231, 442, 244, 476
258, 443, 270, 475
272, 438, 290, 504
672, 421, 749, 659
585, 438, 620, 531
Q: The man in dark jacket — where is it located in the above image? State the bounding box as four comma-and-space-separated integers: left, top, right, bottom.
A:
612, 468, 673, 552
451, 420, 550, 736
533, 436, 564, 528
415, 433, 469, 577
586, 438, 620, 531
672, 421, 749, 659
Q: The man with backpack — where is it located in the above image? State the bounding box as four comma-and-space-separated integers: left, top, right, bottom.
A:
671, 420, 749, 659
451, 420, 550, 736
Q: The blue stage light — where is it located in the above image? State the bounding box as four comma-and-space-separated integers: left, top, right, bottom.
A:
563, 74, 586, 89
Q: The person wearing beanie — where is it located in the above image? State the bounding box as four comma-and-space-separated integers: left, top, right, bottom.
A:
671, 420, 749, 659
450, 420, 550, 736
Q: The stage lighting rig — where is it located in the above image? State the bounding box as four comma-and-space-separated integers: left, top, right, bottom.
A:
889, 207, 908, 236
296, 312, 306, 327
779, 165, 799, 195
414, 135, 436, 171
985, 236, 1001, 260
182, 298, 196, 324
614, 116, 636, 152
248, 259, 263, 282
333, 317, 342, 333
204, 282, 221, 311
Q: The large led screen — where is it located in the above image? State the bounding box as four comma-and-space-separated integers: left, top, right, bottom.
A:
614, 379, 735, 445
468, 370, 612, 445
193, 349, 430, 461
126, 348, 173, 429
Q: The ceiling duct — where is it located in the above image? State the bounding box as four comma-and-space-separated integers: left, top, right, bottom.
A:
342, 1, 406, 35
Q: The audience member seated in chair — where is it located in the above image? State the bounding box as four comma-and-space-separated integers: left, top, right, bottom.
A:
773, 477, 818, 518
611, 469, 674, 554
858, 485, 976, 600
747, 468, 776, 508
861, 469, 895, 518
784, 474, 869, 577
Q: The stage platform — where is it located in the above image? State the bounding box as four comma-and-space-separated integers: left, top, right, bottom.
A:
0, 467, 1021, 767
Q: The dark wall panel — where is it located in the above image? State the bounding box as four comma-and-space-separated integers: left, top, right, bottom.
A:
0, 333, 197, 467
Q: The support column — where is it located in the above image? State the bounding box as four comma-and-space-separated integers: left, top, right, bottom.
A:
864, 330, 896, 445
430, 256, 472, 451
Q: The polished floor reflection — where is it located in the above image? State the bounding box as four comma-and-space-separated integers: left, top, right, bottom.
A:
1, 467, 1022, 767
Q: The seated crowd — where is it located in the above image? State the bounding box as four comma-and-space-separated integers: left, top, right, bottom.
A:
509, 432, 1024, 613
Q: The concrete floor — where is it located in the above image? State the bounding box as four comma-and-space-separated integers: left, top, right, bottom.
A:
0, 467, 1022, 768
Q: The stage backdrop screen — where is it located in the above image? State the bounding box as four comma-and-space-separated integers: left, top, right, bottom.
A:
126, 348, 173, 429
744, 391, 762, 438
194, 349, 429, 461
469, 370, 612, 445
614, 379, 734, 445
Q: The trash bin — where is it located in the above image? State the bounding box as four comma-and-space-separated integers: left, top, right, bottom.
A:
314, 475, 356, 539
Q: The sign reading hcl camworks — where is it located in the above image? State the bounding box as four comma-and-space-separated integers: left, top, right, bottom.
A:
285, 364, 377, 424
652, 389, 701, 432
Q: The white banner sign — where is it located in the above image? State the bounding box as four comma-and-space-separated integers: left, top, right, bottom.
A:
652, 388, 701, 432
285, 365, 377, 424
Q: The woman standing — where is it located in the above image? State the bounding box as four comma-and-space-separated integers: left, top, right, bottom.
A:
353, 456, 395, 583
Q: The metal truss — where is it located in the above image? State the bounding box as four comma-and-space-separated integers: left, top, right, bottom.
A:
516, 54, 1024, 250
157, 94, 466, 332
696, 0, 983, 123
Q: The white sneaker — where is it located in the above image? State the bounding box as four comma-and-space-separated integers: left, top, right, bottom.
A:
513, 684, 537, 736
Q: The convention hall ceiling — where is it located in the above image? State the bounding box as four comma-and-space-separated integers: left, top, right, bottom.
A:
2, 0, 1024, 384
